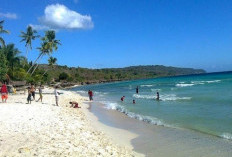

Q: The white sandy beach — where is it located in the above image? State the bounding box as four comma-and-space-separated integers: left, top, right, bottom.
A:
0, 88, 140, 157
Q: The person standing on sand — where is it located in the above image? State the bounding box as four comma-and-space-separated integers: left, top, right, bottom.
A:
54, 86, 60, 106
37, 85, 43, 102
1, 82, 8, 103
27, 87, 32, 104
136, 86, 139, 94
31, 85, 35, 100
88, 90, 93, 101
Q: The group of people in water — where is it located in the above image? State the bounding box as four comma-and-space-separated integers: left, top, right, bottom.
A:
86, 85, 160, 105
120, 86, 160, 104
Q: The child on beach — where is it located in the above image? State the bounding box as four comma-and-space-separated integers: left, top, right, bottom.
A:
1, 83, 8, 103
27, 87, 32, 104
37, 85, 43, 102
54, 86, 60, 106
69, 101, 81, 108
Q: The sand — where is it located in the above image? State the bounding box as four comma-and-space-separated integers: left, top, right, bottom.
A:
0, 88, 140, 157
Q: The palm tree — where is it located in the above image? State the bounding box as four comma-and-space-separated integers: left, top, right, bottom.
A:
29, 30, 61, 75
0, 44, 21, 78
20, 26, 39, 63
0, 20, 10, 48
42, 57, 57, 76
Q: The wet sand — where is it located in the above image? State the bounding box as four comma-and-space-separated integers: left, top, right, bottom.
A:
88, 101, 232, 157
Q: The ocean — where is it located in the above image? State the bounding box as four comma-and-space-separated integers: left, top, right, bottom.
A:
72, 71, 232, 140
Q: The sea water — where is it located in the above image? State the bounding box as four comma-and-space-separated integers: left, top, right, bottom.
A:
73, 72, 232, 140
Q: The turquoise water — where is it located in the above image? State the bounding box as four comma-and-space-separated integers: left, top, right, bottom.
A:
73, 72, 232, 140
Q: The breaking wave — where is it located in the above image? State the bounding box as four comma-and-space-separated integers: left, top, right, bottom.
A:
103, 101, 168, 126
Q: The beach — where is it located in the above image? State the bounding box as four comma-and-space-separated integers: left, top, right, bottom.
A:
0, 88, 141, 157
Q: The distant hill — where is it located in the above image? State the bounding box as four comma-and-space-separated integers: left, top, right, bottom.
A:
39, 65, 206, 84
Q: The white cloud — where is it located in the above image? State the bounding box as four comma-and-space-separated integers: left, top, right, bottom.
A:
36, 4, 93, 30
29, 24, 50, 31
0, 12, 17, 19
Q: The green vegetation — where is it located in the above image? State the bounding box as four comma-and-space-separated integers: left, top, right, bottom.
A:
0, 51, 7, 81
0, 20, 10, 48
39, 64, 205, 84
0, 20, 60, 84
0, 20, 206, 85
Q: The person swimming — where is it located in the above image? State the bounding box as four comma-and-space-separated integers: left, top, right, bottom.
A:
133, 99, 136, 104
121, 96, 125, 101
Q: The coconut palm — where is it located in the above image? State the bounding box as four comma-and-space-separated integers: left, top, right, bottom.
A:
42, 30, 61, 52
0, 20, 10, 48
42, 57, 57, 76
0, 44, 22, 77
29, 30, 60, 75
20, 26, 39, 63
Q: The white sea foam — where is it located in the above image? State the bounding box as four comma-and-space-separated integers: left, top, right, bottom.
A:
76, 90, 87, 94
220, 133, 232, 140
161, 94, 192, 101
191, 80, 221, 85
151, 88, 162, 92
176, 83, 195, 87
103, 101, 168, 126
133, 94, 156, 99
206, 80, 221, 83
133, 94, 191, 101
140, 84, 153, 87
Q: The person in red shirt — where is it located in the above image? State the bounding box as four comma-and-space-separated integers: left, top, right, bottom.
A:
1, 83, 8, 103
88, 90, 93, 101
69, 101, 81, 108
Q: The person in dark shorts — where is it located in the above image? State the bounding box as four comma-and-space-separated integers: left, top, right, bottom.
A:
31, 85, 35, 100
133, 99, 136, 104
27, 87, 32, 104
88, 90, 93, 101
156, 91, 160, 101
136, 86, 139, 94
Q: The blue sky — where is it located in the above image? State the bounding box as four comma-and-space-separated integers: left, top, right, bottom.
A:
1, 0, 232, 72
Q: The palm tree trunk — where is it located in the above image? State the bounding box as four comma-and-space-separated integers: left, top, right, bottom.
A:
42, 69, 48, 76
23, 46, 29, 67
27, 53, 43, 73
30, 55, 43, 76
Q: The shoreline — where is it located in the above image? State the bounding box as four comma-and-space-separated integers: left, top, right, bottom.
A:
0, 88, 139, 156
86, 100, 232, 157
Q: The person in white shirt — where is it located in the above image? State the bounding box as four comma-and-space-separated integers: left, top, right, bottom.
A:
54, 86, 60, 106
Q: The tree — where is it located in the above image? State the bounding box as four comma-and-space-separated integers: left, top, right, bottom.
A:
0, 51, 7, 81
0, 20, 10, 48
20, 26, 39, 62
29, 30, 61, 75
0, 44, 22, 78
42, 56, 57, 76
59, 72, 69, 80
